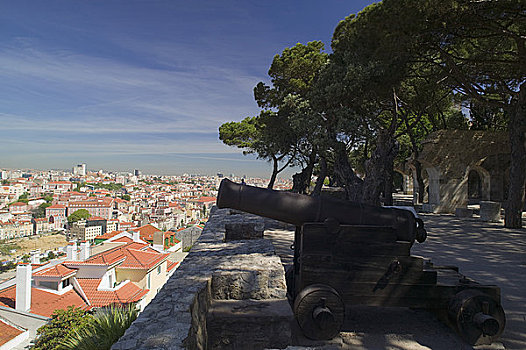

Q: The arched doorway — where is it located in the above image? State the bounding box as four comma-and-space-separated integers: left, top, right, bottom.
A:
393, 171, 404, 193
465, 166, 490, 204
468, 170, 482, 204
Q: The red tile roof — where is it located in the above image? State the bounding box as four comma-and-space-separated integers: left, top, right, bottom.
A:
118, 249, 169, 270
0, 285, 89, 317
166, 260, 179, 272
131, 224, 162, 241
34, 264, 76, 278
0, 319, 25, 346
47, 204, 66, 209
112, 236, 133, 243
196, 196, 216, 203
87, 216, 106, 221
69, 248, 125, 267
95, 230, 124, 240
76, 279, 147, 308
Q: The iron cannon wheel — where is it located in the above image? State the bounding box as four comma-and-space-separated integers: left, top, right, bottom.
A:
293, 284, 345, 340
448, 289, 506, 345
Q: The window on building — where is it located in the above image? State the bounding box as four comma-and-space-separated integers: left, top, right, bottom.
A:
147, 273, 151, 289
62, 279, 70, 289
157, 265, 161, 274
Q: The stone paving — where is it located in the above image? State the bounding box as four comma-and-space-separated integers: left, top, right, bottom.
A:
112, 206, 525, 350
264, 214, 526, 350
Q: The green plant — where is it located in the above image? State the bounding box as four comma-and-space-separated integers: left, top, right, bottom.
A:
60, 304, 138, 350
67, 209, 91, 224
33, 306, 94, 350
0, 242, 21, 256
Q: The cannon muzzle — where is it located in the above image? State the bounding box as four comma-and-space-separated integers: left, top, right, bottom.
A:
217, 178, 425, 243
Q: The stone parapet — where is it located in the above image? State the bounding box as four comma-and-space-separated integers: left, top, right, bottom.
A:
112, 207, 292, 350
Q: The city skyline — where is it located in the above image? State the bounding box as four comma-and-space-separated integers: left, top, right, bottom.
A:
0, 1, 375, 178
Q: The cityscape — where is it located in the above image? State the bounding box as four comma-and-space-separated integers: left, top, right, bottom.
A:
0, 0, 523, 349
0, 164, 292, 348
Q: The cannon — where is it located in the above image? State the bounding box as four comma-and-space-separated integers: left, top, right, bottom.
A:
217, 179, 505, 345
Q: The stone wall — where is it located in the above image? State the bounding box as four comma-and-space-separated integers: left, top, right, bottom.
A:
112, 207, 293, 350
418, 130, 510, 213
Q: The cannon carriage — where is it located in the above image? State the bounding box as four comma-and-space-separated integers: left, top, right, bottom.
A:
216, 178, 505, 345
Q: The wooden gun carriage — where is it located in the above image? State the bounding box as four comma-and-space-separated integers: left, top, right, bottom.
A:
216, 179, 505, 345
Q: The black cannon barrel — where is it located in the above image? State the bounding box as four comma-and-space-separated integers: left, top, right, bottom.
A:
217, 178, 425, 243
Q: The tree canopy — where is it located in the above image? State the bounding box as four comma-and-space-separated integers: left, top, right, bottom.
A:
218, 0, 526, 227
68, 209, 91, 224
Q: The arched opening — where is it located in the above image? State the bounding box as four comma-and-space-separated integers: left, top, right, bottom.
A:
393, 171, 404, 193
49, 215, 55, 224
468, 170, 482, 204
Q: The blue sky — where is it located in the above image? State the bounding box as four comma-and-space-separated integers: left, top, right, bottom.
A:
0, 0, 375, 177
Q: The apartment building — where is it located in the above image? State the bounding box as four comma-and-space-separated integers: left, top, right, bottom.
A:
67, 198, 114, 219
0, 220, 34, 240
45, 204, 67, 231
69, 220, 103, 241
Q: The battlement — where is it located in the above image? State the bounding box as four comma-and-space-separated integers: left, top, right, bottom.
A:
112, 207, 293, 350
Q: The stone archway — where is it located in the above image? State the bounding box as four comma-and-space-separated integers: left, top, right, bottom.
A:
465, 165, 490, 204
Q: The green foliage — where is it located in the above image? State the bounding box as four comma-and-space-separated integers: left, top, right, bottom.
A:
60, 304, 138, 350
220, 41, 329, 188
32, 202, 52, 219
121, 194, 130, 201
469, 101, 508, 131
33, 306, 94, 350
1, 180, 8, 185
0, 242, 21, 256
43, 194, 54, 203
17, 192, 29, 203
68, 209, 91, 224
183, 246, 192, 252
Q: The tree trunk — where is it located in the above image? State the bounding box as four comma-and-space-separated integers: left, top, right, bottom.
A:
333, 141, 363, 201
410, 154, 425, 204
267, 156, 278, 189
504, 82, 526, 228
311, 156, 327, 197
362, 131, 398, 206
383, 166, 394, 206
415, 160, 425, 204
292, 153, 316, 194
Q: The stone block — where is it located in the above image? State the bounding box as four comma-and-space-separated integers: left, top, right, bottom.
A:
224, 222, 264, 241
421, 203, 436, 213
480, 201, 501, 222
211, 266, 286, 300
455, 207, 473, 218
207, 299, 293, 350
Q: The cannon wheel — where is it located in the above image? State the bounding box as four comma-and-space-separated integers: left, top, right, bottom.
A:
293, 284, 345, 340
448, 289, 506, 345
